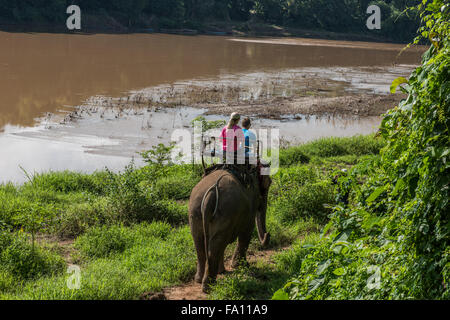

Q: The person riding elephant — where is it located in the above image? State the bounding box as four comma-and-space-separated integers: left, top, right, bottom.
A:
220, 112, 245, 165
242, 117, 257, 165
188, 162, 271, 293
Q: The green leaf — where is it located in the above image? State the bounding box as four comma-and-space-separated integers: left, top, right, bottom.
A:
390, 77, 408, 93
333, 268, 346, 276
367, 186, 385, 203
272, 289, 289, 300
392, 178, 405, 196
321, 221, 333, 238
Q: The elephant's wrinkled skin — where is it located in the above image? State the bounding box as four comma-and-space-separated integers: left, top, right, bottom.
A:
188, 168, 271, 292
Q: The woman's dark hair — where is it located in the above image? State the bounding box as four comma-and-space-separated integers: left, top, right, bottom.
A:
242, 117, 251, 128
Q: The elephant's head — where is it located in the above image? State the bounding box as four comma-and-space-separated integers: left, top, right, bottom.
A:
256, 168, 272, 248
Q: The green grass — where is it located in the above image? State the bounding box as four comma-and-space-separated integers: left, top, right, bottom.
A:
26, 171, 110, 195
0, 134, 381, 300
0, 231, 65, 281
209, 233, 322, 300
279, 135, 385, 166
269, 165, 334, 224
2, 224, 196, 300
75, 222, 173, 259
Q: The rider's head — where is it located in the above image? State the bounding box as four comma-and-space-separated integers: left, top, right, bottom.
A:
227, 112, 241, 129
242, 117, 251, 129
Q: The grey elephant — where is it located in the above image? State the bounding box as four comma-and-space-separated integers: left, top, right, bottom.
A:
188, 166, 272, 293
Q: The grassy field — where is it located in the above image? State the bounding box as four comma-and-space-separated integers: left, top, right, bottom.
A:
0, 134, 385, 300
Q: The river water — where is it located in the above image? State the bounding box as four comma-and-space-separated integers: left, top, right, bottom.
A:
0, 32, 426, 183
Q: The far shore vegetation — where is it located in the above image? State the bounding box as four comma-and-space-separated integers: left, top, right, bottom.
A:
0, 1, 421, 43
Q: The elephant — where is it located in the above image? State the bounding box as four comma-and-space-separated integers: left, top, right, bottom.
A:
188, 166, 272, 293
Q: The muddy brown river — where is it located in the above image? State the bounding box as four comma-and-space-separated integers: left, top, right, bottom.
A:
0, 32, 426, 183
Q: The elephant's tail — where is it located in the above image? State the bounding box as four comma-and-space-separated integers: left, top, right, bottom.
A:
200, 174, 227, 266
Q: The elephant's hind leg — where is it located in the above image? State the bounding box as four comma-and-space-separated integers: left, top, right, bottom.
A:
218, 250, 225, 274
202, 240, 227, 293
191, 218, 206, 283
231, 230, 252, 268
194, 237, 206, 283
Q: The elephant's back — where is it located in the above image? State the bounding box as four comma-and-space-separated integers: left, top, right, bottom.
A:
191, 170, 241, 197
189, 170, 244, 213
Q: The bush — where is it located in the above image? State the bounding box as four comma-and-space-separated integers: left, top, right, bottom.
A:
75, 224, 135, 259
275, 1, 450, 300
0, 270, 15, 292
75, 222, 176, 259
272, 166, 319, 191
53, 198, 112, 238
0, 231, 65, 280
269, 166, 334, 224
146, 200, 188, 225
0, 188, 32, 229
103, 164, 152, 222
279, 135, 385, 166
8, 225, 196, 300
273, 233, 322, 275
27, 171, 109, 195
279, 148, 310, 166
153, 174, 200, 200
271, 181, 334, 224
299, 135, 384, 158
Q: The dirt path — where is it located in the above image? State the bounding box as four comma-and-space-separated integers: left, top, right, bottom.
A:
146, 247, 288, 300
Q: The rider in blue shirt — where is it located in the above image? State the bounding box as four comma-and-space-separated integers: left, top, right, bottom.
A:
241, 117, 256, 162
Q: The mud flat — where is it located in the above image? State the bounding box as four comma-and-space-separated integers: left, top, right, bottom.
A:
63, 65, 414, 118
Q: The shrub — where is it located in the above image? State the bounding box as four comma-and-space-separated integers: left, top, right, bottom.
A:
153, 174, 200, 200
104, 164, 152, 222
27, 171, 109, 195
299, 135, 384, 158
8, 226, 196, 300
279, 147, 310, 166
75, 224, 135, 259
0, 231, 65, 280
0, 189, 32, 229
145, 200, 188, 225
75, 222, 176, 259
271, 166, 319, 192
53, 198, 112, 238
271, 181, 334, 224
273, 233, 322, 276
279, 135, 384, 166
0, 270, 15, 292
275, 1, 450, 300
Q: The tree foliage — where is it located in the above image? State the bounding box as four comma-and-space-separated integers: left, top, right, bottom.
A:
0, 0, 422, 42
274, 0, 449, 300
